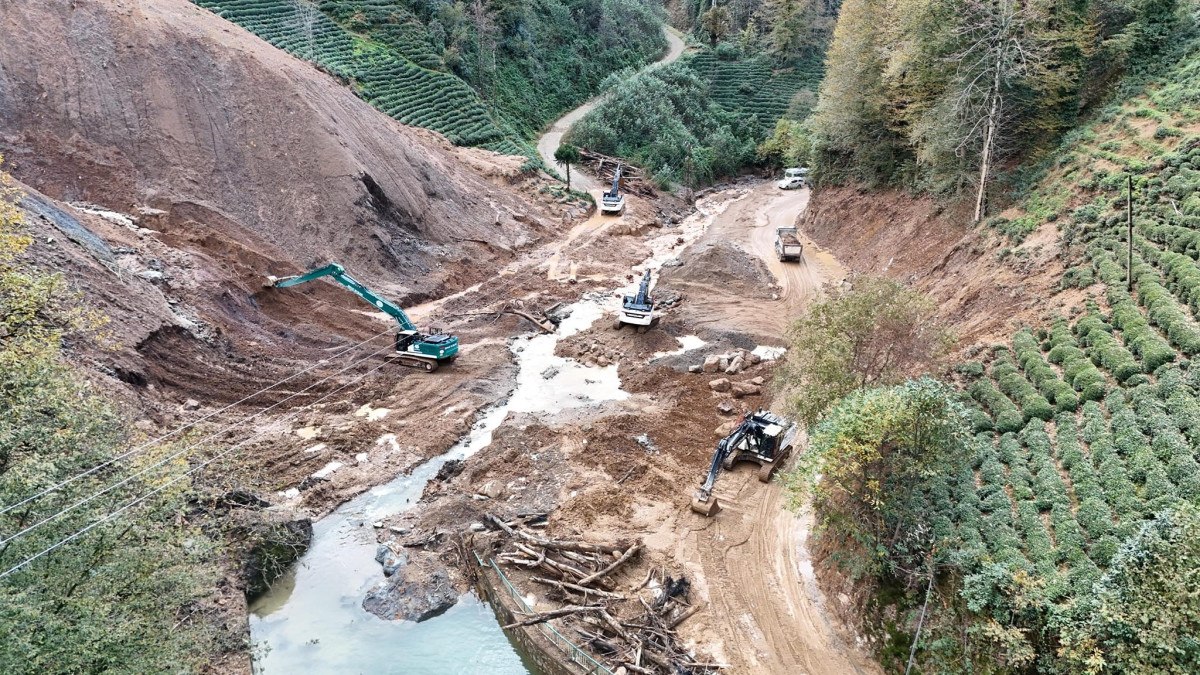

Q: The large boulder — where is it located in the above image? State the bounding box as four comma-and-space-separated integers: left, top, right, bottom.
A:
362, 555, 458, 622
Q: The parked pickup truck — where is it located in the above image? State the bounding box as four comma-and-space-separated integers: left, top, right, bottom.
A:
775, 227, 804, 262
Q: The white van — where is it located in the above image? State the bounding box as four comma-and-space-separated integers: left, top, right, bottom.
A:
777, 167, 808, 190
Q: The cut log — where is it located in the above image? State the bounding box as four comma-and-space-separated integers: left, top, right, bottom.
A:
579, 543, 642, 586
530, 576, 626, 600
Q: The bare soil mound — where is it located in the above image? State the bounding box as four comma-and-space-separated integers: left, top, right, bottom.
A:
657, 241, 779, 300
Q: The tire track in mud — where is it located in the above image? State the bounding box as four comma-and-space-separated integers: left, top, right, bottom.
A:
671, 181, 878, 674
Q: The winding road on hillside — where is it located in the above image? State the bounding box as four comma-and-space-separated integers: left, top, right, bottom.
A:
536, 26, 687, 192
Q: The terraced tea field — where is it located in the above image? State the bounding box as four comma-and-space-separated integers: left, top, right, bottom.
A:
931, 50, 1200, 636
687, 52, 823, 129
194, 0, 529, 156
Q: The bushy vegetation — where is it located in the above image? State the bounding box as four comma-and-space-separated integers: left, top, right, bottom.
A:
569, 0, 828, 185
777, 276, 954, 428
0, 167, 229, 670
195, 0, 667, 155
808, 0, 1192, 210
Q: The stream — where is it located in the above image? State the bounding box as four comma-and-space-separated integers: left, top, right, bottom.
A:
248, 185, 741, 674
250, 25, 700, 674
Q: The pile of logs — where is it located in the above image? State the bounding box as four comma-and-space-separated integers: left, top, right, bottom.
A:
484, 513, 719, 675
578, 149, 656, 198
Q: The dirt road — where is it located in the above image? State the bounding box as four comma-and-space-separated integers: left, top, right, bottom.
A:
658, 182, 873, 674
661, 182, 845, 340
536, 26, 687, 191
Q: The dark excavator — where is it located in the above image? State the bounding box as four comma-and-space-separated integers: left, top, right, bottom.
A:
690, 410, 796, 516
267, 263, 458, 372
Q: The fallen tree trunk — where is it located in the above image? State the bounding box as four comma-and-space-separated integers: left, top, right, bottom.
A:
503, 605, 603, 629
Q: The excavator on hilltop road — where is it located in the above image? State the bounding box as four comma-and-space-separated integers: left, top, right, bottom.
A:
600, 163, 626, 215
690, 410, 796, 516
268, 263, 459, 372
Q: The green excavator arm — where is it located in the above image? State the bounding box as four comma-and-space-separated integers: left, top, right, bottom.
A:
268, 263, 458, 367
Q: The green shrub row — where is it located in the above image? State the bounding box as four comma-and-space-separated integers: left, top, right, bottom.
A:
1014, 329, 1079, 411
1047, 319, 1109, 401
1131, 259, 1200, 356
969, 379, 1024, 433
992, 352, 1055, 421
1075, 311, 1142, 383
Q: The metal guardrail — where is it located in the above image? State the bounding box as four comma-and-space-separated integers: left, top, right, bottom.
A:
475, 551, 614, 675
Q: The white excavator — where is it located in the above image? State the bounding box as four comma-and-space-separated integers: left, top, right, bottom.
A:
600, 163, 626, 215
615, 269, 656, 332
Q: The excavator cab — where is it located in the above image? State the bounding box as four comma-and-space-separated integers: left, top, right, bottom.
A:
690, 410, 795, 516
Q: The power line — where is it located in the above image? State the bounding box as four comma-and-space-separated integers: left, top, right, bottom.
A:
0, 328, 393, 517
0, 352, 395, 580
0, 337, 398, 547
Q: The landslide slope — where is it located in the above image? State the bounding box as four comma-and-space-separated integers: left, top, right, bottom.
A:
0, 0, 567, 420
0, 0, 542, 302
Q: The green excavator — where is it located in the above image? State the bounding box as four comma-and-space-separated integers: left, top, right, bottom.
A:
268, 263, 459, 372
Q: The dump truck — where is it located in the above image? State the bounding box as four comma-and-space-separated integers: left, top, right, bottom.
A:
774, 227, 803, 262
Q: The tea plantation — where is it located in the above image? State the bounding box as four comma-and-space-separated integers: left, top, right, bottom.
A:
193, 0, 666, 157
908, 36, 1200, 670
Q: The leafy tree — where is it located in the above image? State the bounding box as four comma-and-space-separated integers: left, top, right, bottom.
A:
700, 3, 733, 45
1059, 503, 1200, 674
756, 118, 813, 168
779, 276, 955, 428
554, 143, 582, 191
790, 378, 972, 580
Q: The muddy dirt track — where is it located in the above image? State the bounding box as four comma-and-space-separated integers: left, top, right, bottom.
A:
382, 181, 878, 675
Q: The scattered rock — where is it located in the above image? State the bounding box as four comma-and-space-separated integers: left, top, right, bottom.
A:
355, 452, 369, 464
182, 398, 200, 411
480, 480, 503, 499
746, 352, 763, 366
725, 355, 745, 374
717, 400, 737, 415
750, 376, 765, 386
541, 366, 560, 380
469, 522, 487, 532
702, 355, 722, 373
688, 364, 703, 374
709, 378, 731, 393
136, 269, 165, 281
731, 383, 762, 398
374, 544, 407, 577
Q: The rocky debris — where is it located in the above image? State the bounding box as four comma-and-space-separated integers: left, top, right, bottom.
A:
374, 544, 406, 577
542, 366, 560, 379
182, 398, 200, 411
749, 376, 765, 386
708, 378, 731, 393
731, 382, 762, 398
697, 348, 761, 376
717, 400, 737, 415
362, 555, 457, 622
435, 459, 465, 482
655, 289, 683, 309
688, 364, 703, 373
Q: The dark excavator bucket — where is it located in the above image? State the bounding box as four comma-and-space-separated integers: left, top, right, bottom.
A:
690, 495, 721, 517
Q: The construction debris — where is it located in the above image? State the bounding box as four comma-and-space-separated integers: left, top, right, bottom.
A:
482, 513, 718, 674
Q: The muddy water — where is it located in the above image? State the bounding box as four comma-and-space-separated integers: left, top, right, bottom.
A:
249, 190, 740, 674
